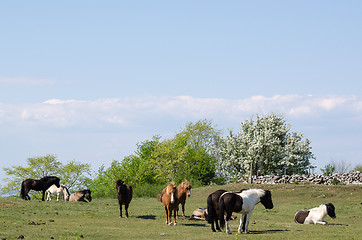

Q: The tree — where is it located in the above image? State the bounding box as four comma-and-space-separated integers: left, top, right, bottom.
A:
1, 154, 91, 197
218, 113, 315, 182
321, 164, 335, 176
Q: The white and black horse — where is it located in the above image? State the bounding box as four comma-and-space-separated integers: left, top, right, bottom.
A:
45, 184, 70, 201
218, 189, 273, 234
295, 203, 336, 225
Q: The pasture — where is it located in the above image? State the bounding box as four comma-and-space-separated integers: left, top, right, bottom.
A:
1, 184, 361, 239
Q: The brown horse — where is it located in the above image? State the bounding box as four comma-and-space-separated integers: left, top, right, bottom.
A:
115, 179, 133, 218
159, 182, 179, 225
177, 180, 192, 219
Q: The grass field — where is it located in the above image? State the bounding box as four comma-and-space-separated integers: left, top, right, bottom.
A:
1, 184, 361, 239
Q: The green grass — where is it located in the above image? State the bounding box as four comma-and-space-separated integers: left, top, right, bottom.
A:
1, 184, 361, 239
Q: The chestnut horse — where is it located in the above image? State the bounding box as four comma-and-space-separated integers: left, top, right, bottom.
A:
69, 189, 92, 202
159, 182, 179, 225
177, 180, 192, 219
115, 179, 133, 218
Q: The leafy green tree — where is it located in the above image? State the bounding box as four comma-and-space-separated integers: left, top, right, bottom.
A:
1, 154, 91, 197
218, 113, 315, 182
321, 164, 336, 176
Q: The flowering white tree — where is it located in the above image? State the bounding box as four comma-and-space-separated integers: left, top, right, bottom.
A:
218, 113, 315, 181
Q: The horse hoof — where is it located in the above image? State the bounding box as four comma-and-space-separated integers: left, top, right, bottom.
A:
168, 223, 172, 226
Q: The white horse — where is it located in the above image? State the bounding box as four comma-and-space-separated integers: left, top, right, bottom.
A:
295, 203, 336, 225
218, 189, 274, 234
45, 184, 70, 201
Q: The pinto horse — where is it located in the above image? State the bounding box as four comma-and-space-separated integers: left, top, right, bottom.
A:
115, 179, 133, 218
218, 189, 273, 234
177, 180, 192, 219
159, 182, 179, 225
69, 189, 92, 202
295, 203, 336, 225
20, 176, 60, 201
46, 184, 70, 201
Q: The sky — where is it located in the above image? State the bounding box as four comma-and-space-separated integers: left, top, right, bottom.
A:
1, 1, 362, 181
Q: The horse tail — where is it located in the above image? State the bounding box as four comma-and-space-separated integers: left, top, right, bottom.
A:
157, 191, 164, 202
218, 196, 226, 229
207, 194, 216, 224
20, 181, 26, 199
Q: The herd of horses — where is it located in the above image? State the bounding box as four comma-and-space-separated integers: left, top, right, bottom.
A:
19, 176, 336, 234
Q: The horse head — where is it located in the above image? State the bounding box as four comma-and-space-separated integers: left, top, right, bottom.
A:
84, 189, 92, 202
182, 181, 192, 197
260, 190, 274, 209
326, 203, 336, 219
62, 186, 70, 201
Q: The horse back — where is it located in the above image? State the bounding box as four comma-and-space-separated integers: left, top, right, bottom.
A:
117, 184, 133, 205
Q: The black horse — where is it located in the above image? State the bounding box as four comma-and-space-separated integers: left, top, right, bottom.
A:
115, 179, 133, 218
207, 189, 227, 232
21, 176, 60, 201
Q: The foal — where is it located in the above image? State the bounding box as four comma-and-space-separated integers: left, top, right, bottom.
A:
219, 189, 273, 234
115, 179, 133, 218
46, 184, 70, 201
295, 203, 336, 225
177, 180, 192, 219
160, 182, 179, 225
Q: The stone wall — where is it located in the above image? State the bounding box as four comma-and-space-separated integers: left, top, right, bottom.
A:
250, 171, 362, 185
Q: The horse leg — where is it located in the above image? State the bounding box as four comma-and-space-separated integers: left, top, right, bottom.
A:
215, 219, 222, 232
164, 206, 169, 225
119, 204, 123, 218
244, 212, 252, 233
168, 207, 173, 225
239, 214, 247, 233
225, 211, 232, 234
173, 209, 177, 226
42, 190, 46, 201
181, 203, 186, 219
125, 204, 129, 218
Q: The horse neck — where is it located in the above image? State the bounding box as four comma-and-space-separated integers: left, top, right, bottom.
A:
319, 204, 328, 217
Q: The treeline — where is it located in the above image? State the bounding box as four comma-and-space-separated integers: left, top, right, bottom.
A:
1, 114, 315, 198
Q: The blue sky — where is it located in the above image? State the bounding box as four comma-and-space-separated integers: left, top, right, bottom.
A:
1, 1, 361, 180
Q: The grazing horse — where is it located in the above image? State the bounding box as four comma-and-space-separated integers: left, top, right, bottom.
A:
295, 203, 336, 225
218, 189, 273, 234
46, 184, 70, 201
159, 182, 179, 225
177, 180, 192, 219
115, 179, 133, 218
20, 176, 60, 201
69, 189, 92, 202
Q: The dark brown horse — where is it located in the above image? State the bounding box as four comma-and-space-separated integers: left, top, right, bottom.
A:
115, 179, 133, 218
69, 189, 92, 202
159, 182, 179, 225
20, 176, 60, 201
177, 180, 192, 219
207, 189, 227, 232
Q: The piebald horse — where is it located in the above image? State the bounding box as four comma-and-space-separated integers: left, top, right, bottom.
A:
159, 182, 179, 225
218, 189, 274, 234
177, 180, 192, 219
46, 184, 70, 201
295, 203, 336, 225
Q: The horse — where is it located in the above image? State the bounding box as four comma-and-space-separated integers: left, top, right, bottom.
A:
189, 207, 237, 221
159, 182, 179, 225
176, 180, 192, 219
115, 179, 133, 218
218, 189, 274, 234
20, 176, 60, 201
45, 184, 70, 201
295, 203, 336, 225
207, 189, 227, 232
69, 189, 92, 202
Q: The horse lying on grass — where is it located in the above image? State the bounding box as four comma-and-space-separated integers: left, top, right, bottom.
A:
46, 184, 70, 201
189, 207, 237, 221
69, 189, 92, 202
115, 179, 133, 218
295, 203, 336, 225
21, 176, 60, 201
218, 189, 274, 234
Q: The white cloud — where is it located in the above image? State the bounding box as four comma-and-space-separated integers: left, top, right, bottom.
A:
0, 95, 362, 129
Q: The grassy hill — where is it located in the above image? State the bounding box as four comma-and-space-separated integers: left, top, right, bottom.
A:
1, 183, 361, 239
